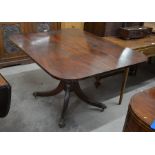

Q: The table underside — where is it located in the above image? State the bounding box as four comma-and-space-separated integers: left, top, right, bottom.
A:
33, 67, 129, 127
33, 79, 106, 127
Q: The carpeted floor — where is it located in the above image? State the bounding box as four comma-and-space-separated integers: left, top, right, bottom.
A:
0, 62, 155, 132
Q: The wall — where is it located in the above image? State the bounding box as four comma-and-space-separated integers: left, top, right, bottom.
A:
61, 22, 84, 29
144, 22, 155, 30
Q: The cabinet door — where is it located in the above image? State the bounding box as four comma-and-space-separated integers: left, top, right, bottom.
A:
0, 22, 61, 67
0, 23, 27, 62
84, 22, 106, 37
84, 22, 124, 37
32, 22, 61, 32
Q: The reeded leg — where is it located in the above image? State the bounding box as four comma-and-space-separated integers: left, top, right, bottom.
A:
33, 81, 64, 97
119, 68, 129, 105
59, 84, 71, 128
73, 81, 106, 111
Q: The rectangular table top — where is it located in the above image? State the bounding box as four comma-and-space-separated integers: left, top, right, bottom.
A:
104, 35, 155, 50
10, 29, 147, 80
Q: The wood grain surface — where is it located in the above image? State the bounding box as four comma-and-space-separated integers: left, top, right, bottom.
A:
10, 29, 147, 80
123, 87, 155, 131
131, 87, 155, 126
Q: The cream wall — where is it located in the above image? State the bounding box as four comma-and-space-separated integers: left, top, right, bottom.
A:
144, 22, 155, 30
61, 22, 84, 29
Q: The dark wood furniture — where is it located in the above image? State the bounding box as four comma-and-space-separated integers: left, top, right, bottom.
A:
84, 22, 144, 37
84, 22, 122, 37
10, 29, 146, 127
123, 87, 155, 132
0, 74, 11, 117
94, 34, 155, 84
118, 26, 152, 40
0, 22, 61, 68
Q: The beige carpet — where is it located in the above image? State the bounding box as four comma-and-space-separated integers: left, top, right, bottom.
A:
0, 62, 155, 131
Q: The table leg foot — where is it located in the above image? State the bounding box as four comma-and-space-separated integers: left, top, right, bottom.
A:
73, 81, 107, 111
58, 118, 65, 128
33, 81, 64, 97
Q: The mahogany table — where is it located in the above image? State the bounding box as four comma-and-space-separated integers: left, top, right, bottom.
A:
10, 29, 146, 127
95, 35, 155, 87
123, 87, 155, 132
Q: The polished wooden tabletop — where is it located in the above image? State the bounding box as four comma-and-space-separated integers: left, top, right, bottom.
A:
104, 35, 155, 50
130, 87, 155, 127
10, 29, 147, 80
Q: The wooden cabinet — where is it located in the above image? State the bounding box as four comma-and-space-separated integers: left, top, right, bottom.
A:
0, 22, 61, 68
84, 22, 144, 37
84, 22, 122, 37
31, 22, 61, 32
0, 22, 29, 67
